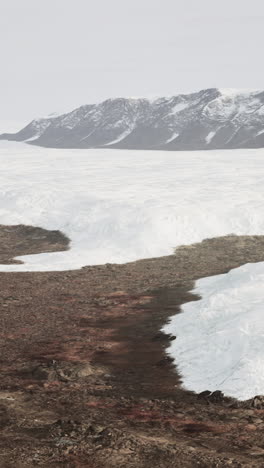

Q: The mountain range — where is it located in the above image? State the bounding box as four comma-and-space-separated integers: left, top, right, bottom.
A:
1, 88, 264, 150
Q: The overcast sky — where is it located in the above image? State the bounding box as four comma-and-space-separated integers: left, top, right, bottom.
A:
1, 0, 264, 130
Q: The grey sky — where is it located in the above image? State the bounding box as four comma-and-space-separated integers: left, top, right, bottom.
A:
1, 0, 264, 129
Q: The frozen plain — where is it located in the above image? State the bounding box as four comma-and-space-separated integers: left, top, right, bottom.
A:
1, 141, 264, 399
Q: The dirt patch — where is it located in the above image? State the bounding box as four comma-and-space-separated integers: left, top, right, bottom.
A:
0, 224, 69, 264
1, 230, 264, 466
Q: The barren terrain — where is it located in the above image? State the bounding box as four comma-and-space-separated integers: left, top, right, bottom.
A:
1, 227, 264, 466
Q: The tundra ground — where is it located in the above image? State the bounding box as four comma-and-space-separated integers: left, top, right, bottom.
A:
1, 228, 264, 467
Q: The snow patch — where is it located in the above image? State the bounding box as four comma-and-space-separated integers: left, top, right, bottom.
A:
219, 88, 261, 97
205, 131, 216, 144
165, 132, 179, 144
25, 134, 42, 142
163, 262, 264, 400
104, 128, 133, 146
170, 102, 189, 114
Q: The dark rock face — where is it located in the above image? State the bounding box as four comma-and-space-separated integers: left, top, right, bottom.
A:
2, 88, 264, 150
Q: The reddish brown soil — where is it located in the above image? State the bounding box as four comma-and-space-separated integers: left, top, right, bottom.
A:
1, 227, 264, 467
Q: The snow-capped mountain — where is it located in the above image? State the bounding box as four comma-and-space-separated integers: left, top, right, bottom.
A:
2, 88, 264, 150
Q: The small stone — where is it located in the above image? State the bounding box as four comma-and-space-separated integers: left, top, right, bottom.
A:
169, 335, 176, 341
175, 412, 185, 419
253, 418, 263, 424
197, 390, 211, 399
245, 424, 257, 431
252, 395, 264, 409
243, 409, 254, 416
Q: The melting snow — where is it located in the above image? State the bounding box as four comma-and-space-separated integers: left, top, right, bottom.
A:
163, 262, 264, 400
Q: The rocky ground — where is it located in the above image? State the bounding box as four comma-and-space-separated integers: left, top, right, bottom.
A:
1, 227, 264, 467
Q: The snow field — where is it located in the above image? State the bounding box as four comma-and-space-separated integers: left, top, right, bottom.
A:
1, 142, 264, 272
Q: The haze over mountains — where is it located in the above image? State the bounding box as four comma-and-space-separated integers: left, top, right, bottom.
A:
1, 88, 264, 150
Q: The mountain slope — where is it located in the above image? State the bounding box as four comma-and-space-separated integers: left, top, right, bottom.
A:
1, 88, 264, 150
